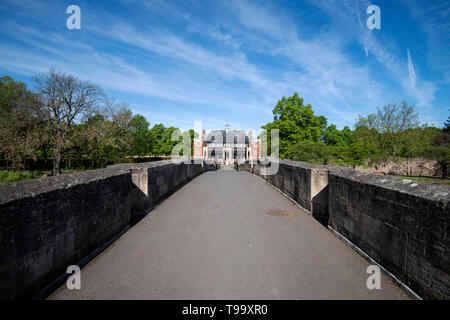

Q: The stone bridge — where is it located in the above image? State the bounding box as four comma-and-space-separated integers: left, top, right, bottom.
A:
0, 160, 448, 300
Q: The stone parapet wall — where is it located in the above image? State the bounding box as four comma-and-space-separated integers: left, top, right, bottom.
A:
0, 168, 132, 299
328, 168, 449, 300
0, 159, 216, 299
108, 159, 217, 213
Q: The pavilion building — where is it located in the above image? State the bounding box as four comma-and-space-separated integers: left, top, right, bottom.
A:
193, 127, 260, 165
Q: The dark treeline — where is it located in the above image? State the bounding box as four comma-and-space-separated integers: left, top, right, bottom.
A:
0, 69, 193, 175
262, 93, 450, 179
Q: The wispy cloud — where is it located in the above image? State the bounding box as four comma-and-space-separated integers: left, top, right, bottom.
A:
308, 0, 439, 111
400, 0, 450, 84
226, 0, 382, 124
407, 48, 417, 88
0, 0, 447, 129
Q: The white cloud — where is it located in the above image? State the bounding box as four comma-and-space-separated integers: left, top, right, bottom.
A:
400, 0, 450, 84
307, 0, 438, 111
226, 0, 383, 126
407, 48, 417, 88
0, 0, 445, 129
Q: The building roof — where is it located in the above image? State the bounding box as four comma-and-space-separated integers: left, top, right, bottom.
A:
203, 129, 250, 144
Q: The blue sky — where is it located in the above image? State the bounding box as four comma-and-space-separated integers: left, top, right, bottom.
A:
0, 0, 449, 132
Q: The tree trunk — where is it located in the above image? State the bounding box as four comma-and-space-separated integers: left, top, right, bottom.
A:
52, 149, 62, 176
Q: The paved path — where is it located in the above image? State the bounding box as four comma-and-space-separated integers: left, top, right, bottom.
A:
50, 169, 407, 299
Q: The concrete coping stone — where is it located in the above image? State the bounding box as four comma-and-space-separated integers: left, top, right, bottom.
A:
253, 159, 332, 173
329, 166, 450, 202
279, 159, 330, 171
249, 159, 449, 201
107, 159, 207, 171
0, 167, 130, 205
107, 160, 173, 170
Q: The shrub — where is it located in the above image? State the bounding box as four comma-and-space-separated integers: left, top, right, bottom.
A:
0, 170, 8, 180
5, 171, 23, 182
287, 141, 330, 164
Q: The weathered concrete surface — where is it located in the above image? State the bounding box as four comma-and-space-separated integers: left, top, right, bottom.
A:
49, 170, 407, 300
0, 168, 132, 299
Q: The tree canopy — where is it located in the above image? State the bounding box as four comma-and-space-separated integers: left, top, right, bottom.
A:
0, 71, 190, 174
262, 92, 327, 158
2, 74, 449, 180
261, 93, 449, 178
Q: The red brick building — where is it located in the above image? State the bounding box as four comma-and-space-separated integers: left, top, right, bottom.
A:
193, 128, 260, 165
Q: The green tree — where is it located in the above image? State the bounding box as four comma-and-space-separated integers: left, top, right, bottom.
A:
147, 124, 182, 156
149, 124, 166, 155
328, 141, 379, 167
286, 140, 330, 164
323, 125, 356, 146
262, 93, 327, 158
188, 129, 197, 157
422, 117, 450, 179
444, 113, 450, 132
181, 129, 197, 157
129, 114, 151, 156
401, 126, 441, 159
160, 126, 180, 155
355, 101, 419, 158
0, 76, 43, 169
32, 69, 133, 175
75, 108, 134, 163
423, 145, 449, 179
